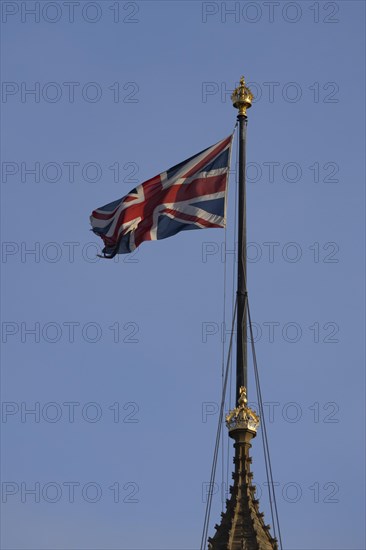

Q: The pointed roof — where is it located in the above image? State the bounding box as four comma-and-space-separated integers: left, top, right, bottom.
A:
208, 390, 278, 550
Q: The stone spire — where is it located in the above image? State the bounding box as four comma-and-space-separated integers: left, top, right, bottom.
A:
208, 388, 278, 550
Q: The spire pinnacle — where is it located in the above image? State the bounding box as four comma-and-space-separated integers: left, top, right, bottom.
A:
226, 387, 260, 435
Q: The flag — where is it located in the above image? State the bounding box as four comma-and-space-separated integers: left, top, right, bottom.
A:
90, 134, 233, 257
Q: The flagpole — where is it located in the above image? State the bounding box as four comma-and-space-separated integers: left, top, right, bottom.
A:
231, 77, 253, 405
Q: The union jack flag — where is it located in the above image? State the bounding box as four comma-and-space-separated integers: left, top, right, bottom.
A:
90, 134, 233, 257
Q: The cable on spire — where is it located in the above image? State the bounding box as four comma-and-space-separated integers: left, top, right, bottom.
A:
247, 299, 283, 549
200, 298, 238, 550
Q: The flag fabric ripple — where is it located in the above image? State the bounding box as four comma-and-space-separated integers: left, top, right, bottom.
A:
90, 134, 233, 257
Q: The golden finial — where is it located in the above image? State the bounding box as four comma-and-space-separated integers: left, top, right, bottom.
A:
231, 76, 254, 116
226, 386, 260, 434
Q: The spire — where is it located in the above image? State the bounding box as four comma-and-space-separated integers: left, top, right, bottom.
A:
208, 77, 278, 549
208, 388, 278, 549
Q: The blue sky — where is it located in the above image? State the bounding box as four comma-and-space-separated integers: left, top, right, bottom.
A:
1, 1, 365, 549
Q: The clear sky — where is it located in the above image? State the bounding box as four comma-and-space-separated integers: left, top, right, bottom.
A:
1, 1, 365, 549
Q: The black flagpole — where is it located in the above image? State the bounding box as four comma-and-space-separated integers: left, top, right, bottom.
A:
236, 112, 248, 404
231, 77, 253, 405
